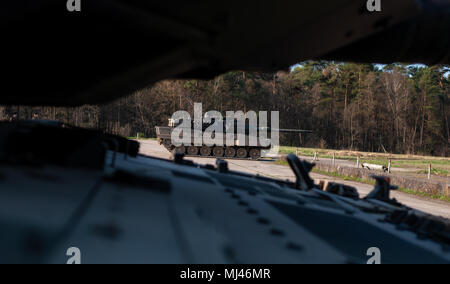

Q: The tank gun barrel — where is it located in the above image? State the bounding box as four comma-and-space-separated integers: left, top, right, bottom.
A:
256, 127, 313, 133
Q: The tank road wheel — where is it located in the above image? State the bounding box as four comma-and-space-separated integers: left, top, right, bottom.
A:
200, 146, 212, 156
236, 148, 248, 159
213, 147, 225, 157
249, 148, 261, 160
187, 146, 199, 156
225, 147, 236, 158
174, 146, 186, 154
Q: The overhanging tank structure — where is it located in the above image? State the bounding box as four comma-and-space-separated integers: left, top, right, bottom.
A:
156, 117, 311, 160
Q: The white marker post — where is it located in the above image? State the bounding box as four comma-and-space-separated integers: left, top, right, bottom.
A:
428, 163, 432, 180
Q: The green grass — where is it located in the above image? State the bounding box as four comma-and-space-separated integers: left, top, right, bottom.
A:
417, 168, 449, 177
275, 159, 450, 202
311, 168, 376, 185
279, 146, 450, 176
397, 188, 450, 202
127, 137, 157, 141
274, 160, 289, 166
395, 159, 450, 166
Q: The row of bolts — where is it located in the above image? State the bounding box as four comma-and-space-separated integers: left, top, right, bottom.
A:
295, 149, 434, 180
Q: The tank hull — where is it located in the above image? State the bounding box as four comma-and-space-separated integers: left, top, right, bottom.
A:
156, 126, 271, 160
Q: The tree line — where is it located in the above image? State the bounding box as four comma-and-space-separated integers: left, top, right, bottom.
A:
1, 62, 448, 156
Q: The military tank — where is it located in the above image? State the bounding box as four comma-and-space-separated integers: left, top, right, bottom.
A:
156, 117, 311, 160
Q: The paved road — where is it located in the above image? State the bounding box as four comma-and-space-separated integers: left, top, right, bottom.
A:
139, 140, 450, 219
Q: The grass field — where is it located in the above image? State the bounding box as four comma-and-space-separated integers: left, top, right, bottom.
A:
127, 137, 157, 141
279, 146, 450, 177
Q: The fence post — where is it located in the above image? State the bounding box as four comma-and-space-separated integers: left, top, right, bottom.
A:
332, 153, 336, 165
137, 133, 139, 140
388, 159, 391, 174
313, 152, 317, 161
428, 163, 432, 180
356, 156, 360, 168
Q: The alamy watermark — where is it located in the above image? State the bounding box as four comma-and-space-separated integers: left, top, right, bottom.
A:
366, 247, 381, 264
67, 0, 81, 12
65, 1, 380, 13
170, 103, 280, 156
66, 247, 81, 264
366, 0, 382, 12
63, 246, 379, 264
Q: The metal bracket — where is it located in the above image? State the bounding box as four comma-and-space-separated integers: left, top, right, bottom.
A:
286, 154, 315, 190
365, 175, 400, 205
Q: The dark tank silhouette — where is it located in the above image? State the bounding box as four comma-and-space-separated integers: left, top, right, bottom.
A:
156, 118, 311, 160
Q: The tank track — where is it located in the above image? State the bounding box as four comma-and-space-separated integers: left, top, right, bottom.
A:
160, 139, 265, 160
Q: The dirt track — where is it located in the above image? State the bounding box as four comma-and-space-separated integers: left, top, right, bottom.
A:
139, 140, 450, 219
